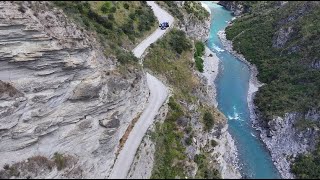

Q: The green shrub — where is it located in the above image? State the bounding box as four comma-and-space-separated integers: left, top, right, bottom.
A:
195, 56, 204, 72
121, 19, 135, 36
108, 14, 114, 21
129, 12, 136, 20
53, 1, 157, 64
101, 2, 112, 13
9, 167, 19, 177
184, 2, 209, 21
195, 41, 205, 57
203, 111, 214, 131
291, 142, 320, 179
163, 1, 184, 22
3, 164, 9, 170
193, 41, 205, 72
168, 30, 192, 54
194, 153, 206, 165
101, 5, 108, 13
211, 139, 218, 147
115, 49, 138, 64
168, 97, 182, 112
185, 126, 192, 134
134, 5, 156, 35
194, 153, 220, 179
185, 136, 193, 145
123, 3, 129, 9
53, 152, 66, 171
110, 6, 116, 13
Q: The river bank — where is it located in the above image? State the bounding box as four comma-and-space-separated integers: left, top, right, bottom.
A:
217, 30, 263, 123
202, 46, 219, 107
201, 46, 241, 179
201, 2, 242, 178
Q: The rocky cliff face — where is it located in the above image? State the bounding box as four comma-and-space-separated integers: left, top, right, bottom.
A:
253, 111, 320, 179
157, 1, 211, 41
179, 15, 210, 42
217, 1, 249, 16
0, 1, 149, 178
178, 1, 210, 41
218, 1, 288, 16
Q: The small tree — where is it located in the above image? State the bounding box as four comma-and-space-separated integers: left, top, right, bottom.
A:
101, 5, 108, 13
195, 41, 205, 57
211, 139, 218, 147
195, 56, 204, 72
101, 2, 112, 13
123, 3, 129, 9
185, 136, 192, 145
3, 164, 9, 170
108, 14, 115, 21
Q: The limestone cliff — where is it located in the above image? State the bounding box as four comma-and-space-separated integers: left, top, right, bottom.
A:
0, 1, 149, 178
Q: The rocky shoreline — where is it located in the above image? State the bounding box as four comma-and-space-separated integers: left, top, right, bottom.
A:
217, 30, 264, 123
200, 46, 242, 179
200, 2, 242, 178
201, 46, 219, 107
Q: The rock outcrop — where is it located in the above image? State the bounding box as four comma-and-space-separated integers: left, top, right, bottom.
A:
180, 14, 210, 42
253, 111, 320, 179
157, 1, 211, 41
0, 1, 149, 178
217, 1, 250, 16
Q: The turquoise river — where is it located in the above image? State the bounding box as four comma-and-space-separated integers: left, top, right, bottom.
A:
203, 2, 281, 179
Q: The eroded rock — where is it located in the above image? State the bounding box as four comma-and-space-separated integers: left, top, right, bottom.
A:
0, 1, 149, 178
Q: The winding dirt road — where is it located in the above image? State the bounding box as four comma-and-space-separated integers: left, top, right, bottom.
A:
109, 1, 173, 179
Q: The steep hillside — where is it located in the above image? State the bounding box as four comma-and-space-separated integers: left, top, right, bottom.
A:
53, 1, 157, 62
142, 28, 239, 179
126, 2, 240, 179
219, 1, 320, 178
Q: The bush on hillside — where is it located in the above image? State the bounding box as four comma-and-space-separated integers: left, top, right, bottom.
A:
168, 30, 192, 54
203, 111, 214, 131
